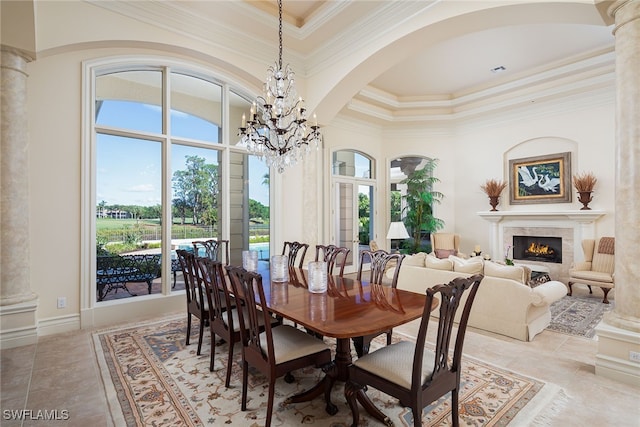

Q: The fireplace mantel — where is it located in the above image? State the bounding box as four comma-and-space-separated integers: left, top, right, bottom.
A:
478, 210, 605, 223
478, 210, 606, 282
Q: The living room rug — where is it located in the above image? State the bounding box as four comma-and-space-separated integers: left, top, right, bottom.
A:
93, 317, 565, 426
547, 295, 614, 338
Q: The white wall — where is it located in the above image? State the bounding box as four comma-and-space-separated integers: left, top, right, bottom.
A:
17, 1, 616, 334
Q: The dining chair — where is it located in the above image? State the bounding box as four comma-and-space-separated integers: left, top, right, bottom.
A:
193, 239, 230, 265
353, 249, 405, 357
196, 257, 277, 387
176, 249, 209, 355
225, 265, 334, 427
315, 244, 351, 277
282, 241, 309, 268
345, 274, 484, 427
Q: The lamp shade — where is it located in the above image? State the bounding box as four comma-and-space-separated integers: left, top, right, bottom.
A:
386, 222, 410, 240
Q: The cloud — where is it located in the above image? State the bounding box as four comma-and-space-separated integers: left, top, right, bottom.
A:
126, 184, 155, 192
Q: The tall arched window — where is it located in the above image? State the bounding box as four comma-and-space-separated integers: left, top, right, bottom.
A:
331, 150, 375, 273
88, 60, 270, 304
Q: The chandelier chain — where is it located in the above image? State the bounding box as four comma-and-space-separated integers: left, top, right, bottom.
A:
278, 0, 283, 69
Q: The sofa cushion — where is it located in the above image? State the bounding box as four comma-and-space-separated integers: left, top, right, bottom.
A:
449, 255, 483, 274
425, 254, 454, 271
403, 252, 427, 267
434, 248, 457, 259
484, 261, 529, 285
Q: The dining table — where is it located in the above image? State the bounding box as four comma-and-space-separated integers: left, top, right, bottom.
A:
251, 265, 436, 421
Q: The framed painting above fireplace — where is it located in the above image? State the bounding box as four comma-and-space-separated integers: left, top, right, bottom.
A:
509, 152, 572, 204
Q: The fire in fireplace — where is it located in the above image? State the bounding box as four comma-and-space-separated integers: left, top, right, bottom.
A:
513, 235, 562, 264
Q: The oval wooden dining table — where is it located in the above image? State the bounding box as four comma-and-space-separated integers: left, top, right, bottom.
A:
248, 265, 436, 419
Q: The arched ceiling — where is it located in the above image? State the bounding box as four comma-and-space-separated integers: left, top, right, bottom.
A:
78, 1, 616, 124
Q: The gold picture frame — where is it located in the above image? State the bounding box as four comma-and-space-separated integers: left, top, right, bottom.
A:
509, 152, 572, 204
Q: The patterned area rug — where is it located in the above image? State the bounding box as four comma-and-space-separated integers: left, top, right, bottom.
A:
547, 295, 614, 338
93, 317, 564, 426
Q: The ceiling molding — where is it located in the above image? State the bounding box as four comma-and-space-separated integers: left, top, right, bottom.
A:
85, 0, 305, 74
302, 1, 436, 75
345, 72, 614, 126
347, 50, 614, 123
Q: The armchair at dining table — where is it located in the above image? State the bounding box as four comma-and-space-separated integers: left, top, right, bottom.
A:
315, 244, 351, 277
225, 265, 335, 426
282, 241, 309, 268
352, 249, 405, 357
345, 274, 483, 427
192, 239, 230, 265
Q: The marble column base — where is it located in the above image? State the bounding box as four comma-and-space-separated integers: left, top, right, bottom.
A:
0, 298, 39, 349
595, 320, 640, 387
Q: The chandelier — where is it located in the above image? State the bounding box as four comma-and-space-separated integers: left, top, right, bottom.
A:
238, 0, 322, 173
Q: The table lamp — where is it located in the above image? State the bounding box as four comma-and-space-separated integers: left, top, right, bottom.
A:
386, 222, 410, 253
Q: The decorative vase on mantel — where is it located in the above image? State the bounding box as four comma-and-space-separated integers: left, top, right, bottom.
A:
578, 191, 592, 210
489, 196, 500, 211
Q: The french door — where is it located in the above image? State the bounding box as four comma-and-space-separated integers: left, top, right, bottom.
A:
333, 179, 375, 274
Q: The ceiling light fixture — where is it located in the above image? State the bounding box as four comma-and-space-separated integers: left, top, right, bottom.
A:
238, 0, 322, 173
490, 66, 507, 73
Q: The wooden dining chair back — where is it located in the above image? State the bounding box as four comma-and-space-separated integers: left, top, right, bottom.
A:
225, 265, 334, 427
193, 239, 230, 265
282, 241, 309, 268
353, 249, 406, 356
315, 244, 351, 277
195, 257, 240, 387
357, 249, 405, 287
345, 274, 484, 427
176, 249, 209, 355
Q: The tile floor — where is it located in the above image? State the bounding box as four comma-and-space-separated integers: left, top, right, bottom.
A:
1, 287, 638, 427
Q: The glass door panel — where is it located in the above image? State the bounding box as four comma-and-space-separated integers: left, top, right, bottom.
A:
334, 181, 375, 274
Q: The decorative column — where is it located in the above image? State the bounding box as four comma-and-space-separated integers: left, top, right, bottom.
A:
595, 0, 640, 386
0, 46, 38, 349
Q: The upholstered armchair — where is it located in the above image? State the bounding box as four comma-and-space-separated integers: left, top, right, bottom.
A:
568, 237, 615, 303
430, 233, 466, 259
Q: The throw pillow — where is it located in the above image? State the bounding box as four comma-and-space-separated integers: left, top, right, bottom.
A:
448, 255, 483, 274
425, 254, 454, 271
434, 248, 457, 259
403, 252, 427, 267
483, 261, 530, 285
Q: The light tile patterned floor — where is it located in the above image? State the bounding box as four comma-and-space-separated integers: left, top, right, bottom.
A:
1, 287, 638, 426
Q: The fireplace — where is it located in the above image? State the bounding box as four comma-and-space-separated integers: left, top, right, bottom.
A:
513, 235, 562, 264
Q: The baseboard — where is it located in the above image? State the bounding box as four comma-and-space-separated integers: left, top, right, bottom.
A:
0, 324, 38, 349
38, 314, 81, 337
595, 354, 640, 387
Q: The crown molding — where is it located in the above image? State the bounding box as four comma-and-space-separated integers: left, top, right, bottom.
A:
85, 0, 305, 74
347, 50, 614, 124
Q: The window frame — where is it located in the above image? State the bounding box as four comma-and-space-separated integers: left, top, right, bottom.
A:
82, 56, 268, 316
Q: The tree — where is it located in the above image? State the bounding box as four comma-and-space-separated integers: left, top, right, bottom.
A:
172, 155, 219, 226
401, 159, 445, 253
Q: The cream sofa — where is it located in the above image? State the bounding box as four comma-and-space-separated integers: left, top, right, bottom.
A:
387, 253, 567, 341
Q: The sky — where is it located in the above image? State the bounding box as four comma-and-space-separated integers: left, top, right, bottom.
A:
96, 101, 269, 207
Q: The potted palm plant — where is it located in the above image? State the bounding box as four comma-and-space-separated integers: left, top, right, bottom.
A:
401, 159, 445, 253
480, 179, 508, 211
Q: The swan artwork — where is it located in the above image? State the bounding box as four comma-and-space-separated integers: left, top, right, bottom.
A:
538, 174, 561, 192
518, 166, 539, 187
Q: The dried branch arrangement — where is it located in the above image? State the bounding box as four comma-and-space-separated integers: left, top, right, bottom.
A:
572, 171, 597, 192
480, 179, 508, 197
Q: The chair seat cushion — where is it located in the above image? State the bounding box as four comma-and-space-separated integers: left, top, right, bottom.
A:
353, 341, 435, 389
570, 270, 613, 283
225, 307, 277, 332
261, 325, 329, 364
